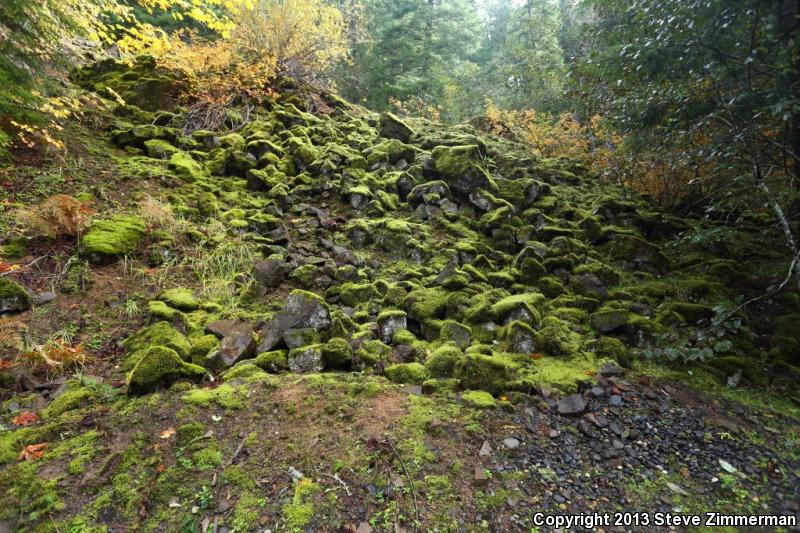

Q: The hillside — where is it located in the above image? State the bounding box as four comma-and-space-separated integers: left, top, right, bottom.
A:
0, 57, 799, 532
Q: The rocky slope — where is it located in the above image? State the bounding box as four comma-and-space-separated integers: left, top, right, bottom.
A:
0, 57, 798, 532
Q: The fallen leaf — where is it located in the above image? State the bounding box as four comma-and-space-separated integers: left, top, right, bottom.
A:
666, 482, 689, 496
159, 427, 176, 439
12, 411, 39, 426
718, 458, 737, 473
530, 353, 544, 360
156, 463, 166, 473
19, 442, 48, 461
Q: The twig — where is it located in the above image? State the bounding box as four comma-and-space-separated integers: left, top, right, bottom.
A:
323, 473, 352, 496
0, 255, 48, 277
228, 434, 247, 465
712, 249, 800, 327
383, 438, 419, 533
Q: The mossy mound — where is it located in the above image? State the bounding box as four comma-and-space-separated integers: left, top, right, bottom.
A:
81, 215, 146, 264
127, 346, 205, 394
0, 278, 32, 314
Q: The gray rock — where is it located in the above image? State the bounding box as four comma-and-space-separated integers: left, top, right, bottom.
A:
557, 394, 587, 416
506, 322, 535, 354
288, 345, 324, 373
609, 394, 623, 407
377, 312, 407, 344
283, 328, 320, 350
503, 438, 520, 450
213, 322, 256, 368
205, 319, 243, 339
253, 256, 291, 291
32, 291, 57, 305
257, 292, 331, 353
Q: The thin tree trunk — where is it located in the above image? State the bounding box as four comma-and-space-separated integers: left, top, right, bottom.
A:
757, 178, 800, 292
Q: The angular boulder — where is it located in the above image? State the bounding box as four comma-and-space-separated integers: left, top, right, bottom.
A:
379, 112, 414, 143
256, 290, 331, 353
0, 278, 32, 314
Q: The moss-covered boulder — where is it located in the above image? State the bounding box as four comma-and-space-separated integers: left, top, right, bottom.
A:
384, 362, 427, 385
0, 278, 32, 314
81, 215, 147, 264
431, 144, 493, 199
321, 337, 353, 369
122, 321, 191, 371
157, 288, 200, 311
461, 390, 496, 408
424, 344, 462, 378
256, 350, 289, 373
454, 353, 517, 395
169, 152, 207, 181
127, 346, 205, 394
536, 316, 582, 356
379, 112, 414, 143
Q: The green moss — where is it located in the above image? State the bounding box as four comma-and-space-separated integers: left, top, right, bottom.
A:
256, 349, 289, 372
42, 386, 95, 418
168, 151, 207, 181
334, 282, 379, 306
283, 478, 320, 532
591, 336, 631, 366
536, 316, 582, 356
193, 446, 223, 469
147, 300, 179, 320
232, 492, 262, 531
658, 302, 715, 324
221, 362, 267, 381
321, 337, 353, 369
0, 236, 27, 259
461, 390, 496, 408
431, 144, 493, 195
157, 287, 199, 310
405, 287, 449, 320
0, 277, 32, 313
81, 215, 146, 263
183, 383, 248, 409
421, 378, 461, 395
177, 422, 205, 447
143, 138, 178, 159
491, 293, 545, 325
384, 362, 427, 385
424, 344, 462, 378
521, 355, 596, 393
123, 321, 191, 371
392, 328, 417, 345
454, 353, 518, 395
190, 335, 220, 365
127, 346, 205, 393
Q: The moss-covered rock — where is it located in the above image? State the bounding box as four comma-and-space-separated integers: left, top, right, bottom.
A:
536, 316, 582, 356
122, 321, 191, 371
169, 152, 207, 181
384, 362, 427, 385
0, 278, 32, 314
157, 288, 200, 311
127, 346, 205, 394
81, 215, 146, 264
461, 390, 496, 408
321, 337, 353, 369
454, 353, 517, 395
379, 112, 414, 143
424, 344, 462, 378
431, 144, 493, 198
255, 350, 289, 373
